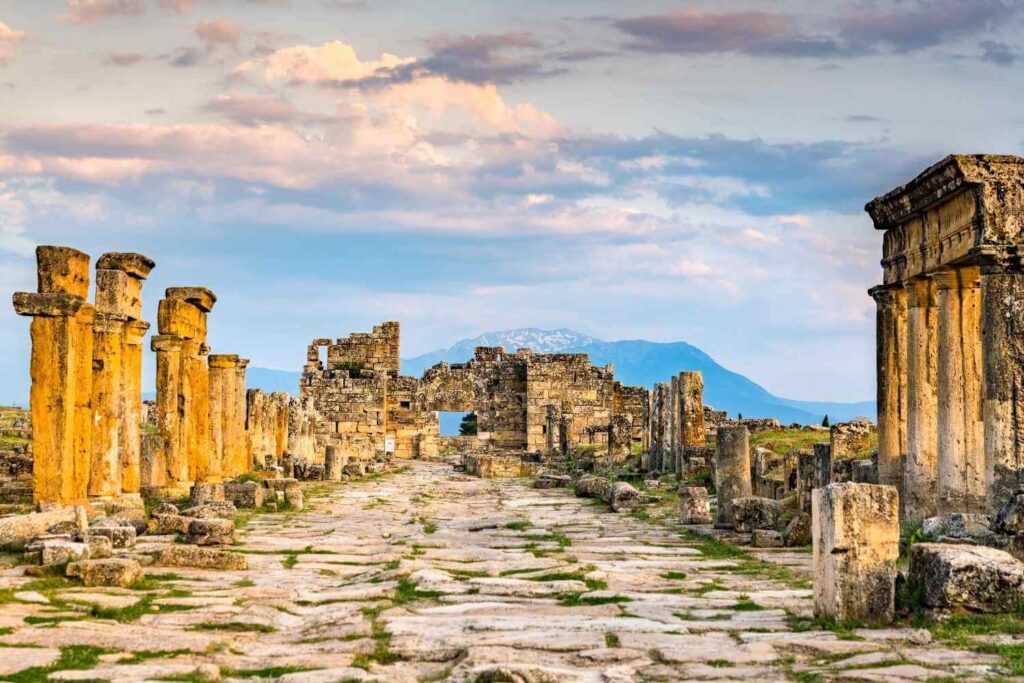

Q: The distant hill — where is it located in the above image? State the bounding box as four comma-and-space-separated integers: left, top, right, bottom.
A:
245, 328, 874, 426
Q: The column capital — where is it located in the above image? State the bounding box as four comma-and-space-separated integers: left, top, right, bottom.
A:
93, 310, 128, 333
869, 283, 905, 304
904, 278, 933, 308
209, 354, 241, 369
96, 252, 155, 280
932, 269, 959, 291
150, 334, 184, 352
124, 320, 150, 345
12, 291, 84, 318
970, 245, 1024, 274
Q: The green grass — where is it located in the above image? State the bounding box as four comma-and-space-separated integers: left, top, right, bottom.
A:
750, 429, 828, 455
732, 595, 764, 611
661, 571, 688, 580
282, 553, 299, 569
189, 622, 277, 633
921, 613, 1024, 675
604, 632, 620, 648
558, 593, 631, 607
393, 576, 444, 605
119, 649, 194, 664
506, 518, 532, 531
4, 645, 107, 683
422, 522, 438, 534
227, 665, 317, 678
233, 578, 256, 588
784, 612, 864, 641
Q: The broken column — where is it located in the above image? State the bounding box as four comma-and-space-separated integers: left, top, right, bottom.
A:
150, 287, 216, 495
904, 277, 938, 521
209, 354, 248, 480
670, 374, 681, 474
13, 246, 95, 506
679, 371, 705, 463
714, 425, 751, 528
869, 285, 906, 492
812, 482, 899, 625
90, 252, 154, 499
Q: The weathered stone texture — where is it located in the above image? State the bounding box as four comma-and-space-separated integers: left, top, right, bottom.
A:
678, 485, 712, 525
910, 543, 1024, 612
812, 483, 899, 625
714, 426, 751, 528
732, 496, 780, 533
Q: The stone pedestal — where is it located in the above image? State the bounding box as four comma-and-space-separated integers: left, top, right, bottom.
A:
325, 446, 344, 481
812, 483, 899, 625
714, 425, 751, 528
678, 485, 711, 524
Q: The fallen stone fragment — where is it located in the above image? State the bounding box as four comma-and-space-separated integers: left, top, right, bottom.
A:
88, 525, 136, 549
575, 476, 611, 499
33, 539, 89, 566
155, 545, 248, 570
534, 474, 571, 489
66, 558, 143, 588
343, 461, 367, 477
108, 508, 147, 534
147, 514, 194, 535
785, 513, 812, 547
752, 529, 783, 548
284, 485, 304, 512
993, 492, 1024, 534
84, 535, 114, 559
152, 503, 179, 516
909, 543, 1024, 612
732, 496, 780, 533
679, 486, 712, 525
186, 518, 235, 546
604, 482, 642, 512
224, 481, 265, 509
0, 506, 88, 550
180, 501, 236, 519
188, 482, 225, 506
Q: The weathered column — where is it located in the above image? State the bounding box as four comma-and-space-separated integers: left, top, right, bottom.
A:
813, 483, 899, 625
869, 285, 907, 493
959, 267, 985, 513
670, 374, 681, 474
234, 358, 250, 475
658, 383, 672, 472
680, 371, 705, 449
89, 312, 125, 498
714, 425, 751, 528
904, 277, 938, 521
208, 354, 231, 479
150, 334, 183, 490
813, 443, 832, 489
186, 341, 216, 483
96, 253, 154, 498
210, 354, 248, 480
981, 258, 1024, 514
12, 246, 94, 506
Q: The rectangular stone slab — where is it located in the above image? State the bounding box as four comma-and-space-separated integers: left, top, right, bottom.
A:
36, 245, 90, 298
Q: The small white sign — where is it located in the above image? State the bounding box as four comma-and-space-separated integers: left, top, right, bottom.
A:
384, 436, 396, 453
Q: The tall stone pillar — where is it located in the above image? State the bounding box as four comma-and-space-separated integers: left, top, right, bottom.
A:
89, 312, 125, 498
959, 267, 985, 513
234, 358, 250, 475
13, 246, 94, 506
209, 354, 247, 479
870, 285, 907, 493
680, 371, 705, 468
904, 277, 938, 521
670, 374, 681, 474
120, 319, 150, 494
981, 259, 1024, 514
150, 335, 183, 490
186, 341, 216, 483
714, 425, 751, 528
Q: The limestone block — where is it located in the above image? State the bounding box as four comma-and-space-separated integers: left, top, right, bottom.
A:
924, 513, 992, 539
180, 501, 236, 519
84, 535, 113, 559
534, 474, 571, 489
284, 486, 304, 512
994, 492, 1024, 533
574, 476, 611, 499
785, 512, 812, 547
188, 483, 225, 507
604, 481, 642, 512
107, 508, 147, 534
96, 252, 155, 280
0, 506, 88, 550
752, 530, 784, 548
66, 558, 143, 588
165, 286, 216, 312
36, 246, 90, 299
678, 486, 712, 525
12, 292, 85, 317
157, 298, 206, 340
714, 426, 751, 528
39, 540, 89, 566
813, 483, 899, 625
88, 525, 136, 549
186, 518, 234, 546
147, 514, 194, 535
224, 482, 264, 509
910, 543, 1024, 612
156, 545, 248, 570
95, 268, 143, 319
732, 496, 780, 533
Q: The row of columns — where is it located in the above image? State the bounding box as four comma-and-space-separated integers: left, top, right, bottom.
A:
13, 247, 154, 506
873, 264, 1006, 520
647, 371, 705, 473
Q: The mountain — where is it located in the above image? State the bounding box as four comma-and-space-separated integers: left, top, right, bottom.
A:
245, 328, 875, 426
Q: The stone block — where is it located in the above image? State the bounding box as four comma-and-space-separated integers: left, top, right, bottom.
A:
39, 540, 89, 566
732, 496, 780, 533
88, 525, 136, 549
188, 482, 225, 507
96, 252, 155, 280
84, 535, 113, 559
605, 481, 641, 512
284, 486, 304, 512
66, 558, 143, 588
156, 545, 248, 570
813, 483, 899, 625
187, 518, 234, 546
180, 502, 236, 519
157, 298, 206, 340
108, 508, 147, 534
224, 482, 264, 509
147, 514, 194, 535
95, 269, 143, 319
714, 426, 751, 528
994, 492, 1024, 534
574, 476, 611, 499
534, 474, 571, 489
910, 543, 1024, 612
0, 506, 88, 550
165, 286, 216, 312
752, 529, 784, 548
11, 292, 85, 318
36, 246, 90, 298
785, 512, 812, 547
678, 486, 712, 525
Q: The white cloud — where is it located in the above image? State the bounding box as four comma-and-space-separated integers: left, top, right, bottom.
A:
0, 21, 26, 65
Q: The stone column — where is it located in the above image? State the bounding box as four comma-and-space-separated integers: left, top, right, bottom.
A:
670, 374, 681, 474
150, 334, 183, 490
210, 354, 248, 480
904, 277, 938, 521
959, 268, 985, 513
981, 261, 1024, 514
208, 354, 229, 479
869, 285, 907, 493
13, 246, 95, 506
95, 252, 154, 498
714, 425, 751, 528
813, 483, 899, 625
813, 443, 832, 490
120, 320, 150, 494
187, 342, 216, 483
680, 371, 705, 449
658, 383, 672, 472
89, 312, 126, 498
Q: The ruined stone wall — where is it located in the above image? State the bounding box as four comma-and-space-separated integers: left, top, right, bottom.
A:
246, 390, 289, 467
526, 353, 614, 454
287, 395, 319, 464
386, 376, 439, 459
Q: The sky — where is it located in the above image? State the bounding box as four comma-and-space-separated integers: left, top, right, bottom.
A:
1, 0, 1022, 404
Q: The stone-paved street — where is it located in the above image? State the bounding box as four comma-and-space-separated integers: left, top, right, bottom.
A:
0, 461, 1010, 681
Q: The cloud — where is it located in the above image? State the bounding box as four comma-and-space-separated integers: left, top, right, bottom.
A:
845, 114, 885, 123
105, 51, 145, 66
614, 10, 848, 59
0, 22, 26, 65
838, 0, 1019, 53
235, 40, 414, 85
201, 93, 309, 125
165, 46, 204, 67
415, 32, 564, 84
979, 40, 1018, 66
61, 0, 145, 25
555, 48, 617, 62
196, 18, 241, 52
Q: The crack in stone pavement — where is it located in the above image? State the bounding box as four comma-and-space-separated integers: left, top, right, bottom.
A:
0, 461, 1008, 682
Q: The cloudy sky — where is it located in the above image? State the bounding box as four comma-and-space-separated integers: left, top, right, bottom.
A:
1, 0, 1022, 404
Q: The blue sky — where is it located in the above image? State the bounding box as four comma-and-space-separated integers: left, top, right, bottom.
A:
1, 0, 1022, 404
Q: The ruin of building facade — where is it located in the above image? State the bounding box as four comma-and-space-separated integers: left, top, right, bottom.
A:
868, 154, 1024, 520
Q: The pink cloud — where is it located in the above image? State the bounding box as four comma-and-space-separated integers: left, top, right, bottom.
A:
60, 0, 145, 25
0, 22, 26, 65
196, 18, 241, 52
